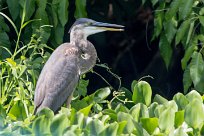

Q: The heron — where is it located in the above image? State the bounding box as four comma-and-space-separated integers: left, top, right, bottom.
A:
34, 18, 124, 114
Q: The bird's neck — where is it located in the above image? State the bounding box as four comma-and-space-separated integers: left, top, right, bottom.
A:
70, 30, 88, 45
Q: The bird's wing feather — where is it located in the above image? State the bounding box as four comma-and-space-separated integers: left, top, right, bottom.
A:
34, 43, 80, 112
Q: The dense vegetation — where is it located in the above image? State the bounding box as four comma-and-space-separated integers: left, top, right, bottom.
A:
0, 0, 204, 135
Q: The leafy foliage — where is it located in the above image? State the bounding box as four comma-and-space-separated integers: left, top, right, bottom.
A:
0, 80, 204, 135
144, 0, 204, 93
0, 0, 204, 135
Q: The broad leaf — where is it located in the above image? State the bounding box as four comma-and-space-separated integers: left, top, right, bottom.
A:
50, 114, 69, 136
182, 66, 192, 94
184, 99, 204, 129
189, 52, 204, 92
140, 117, 158, 135
178, 0, 193, 20
174, 111, 184, 128
181, 45, 197, 70
163, 18, 177, 44
165, 0, 182, 20
159, 34, 172, 69
57, 0, 69, 26
173, 93, 189, 110
75, 0, 87, 18
117, 112, 135, 134
159, 108, 175, 134
132, 81, 152, 106
6, 0, 20, 21
176, 20, 190, 45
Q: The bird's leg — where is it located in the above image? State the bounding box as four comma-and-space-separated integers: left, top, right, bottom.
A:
66, 93, 73, 108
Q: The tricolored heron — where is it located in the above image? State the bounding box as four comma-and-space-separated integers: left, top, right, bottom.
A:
34, 18, 124, 113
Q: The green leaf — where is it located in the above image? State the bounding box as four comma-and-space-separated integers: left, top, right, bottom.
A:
8, 101, 27, 121
149, 102, 159, 117
153, 94, 168, 104
174, 110, 184, 128
32, 115, 51, 135
163, 18, 177, 44
183, 66, 192, 94
117, 112, 135, 134
173, 93, 189, 110
165, 0, 182, 20
76, 79, 89, 97
152, 0, 159, 6
152, 2, 165, 41
184, 99, 204, 129
189, 52, 204, 92
0, 32, 11, 59
129, 103, 149, 122
159, 34, 172, 69
0, 12, 18, 35
19, 0, 35, 21
178, 0, 193, 20
103, 109, 117, 121
99, 122, 119, 136
176, 20, 190, 45
94, 87, 111, 103
199, 16, 204, 27
79, 104, 93, 116
0, 16, 10, 32
186, 21, 194, 45
115, 103, 129, 113
50, 114, 68, 136
117, 121, 127, 135
132, 81, 152, 106
131, 80, 138, 92
181, 44, 197, 70
75, 0, 87, 18
57, 0, 69, 26
141, 117, 158, 135
6, 0, 20, 21
186, 90, 203, 103
159, 108, 175, 134
87, 118, 104, 135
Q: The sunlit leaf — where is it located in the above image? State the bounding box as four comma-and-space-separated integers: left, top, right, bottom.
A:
79, 104, 93, 116
129, 103, 149, 122
132, 81, 152, 106
141, 117, 158, 135
153, 94, 168, 104
184, 99, 204, 129
173, 93, 189, 110
50, 114, 69, 136
159, 108, 175, 134
174, 110, 184, 128
117, 112, 134, 134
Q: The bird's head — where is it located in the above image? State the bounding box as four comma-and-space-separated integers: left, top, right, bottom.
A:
69, 18, 124, 40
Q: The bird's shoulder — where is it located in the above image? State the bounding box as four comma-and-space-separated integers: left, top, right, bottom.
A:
55, 43, 79, 56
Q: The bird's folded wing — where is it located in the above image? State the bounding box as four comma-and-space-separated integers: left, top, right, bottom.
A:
34, 44, 79, 112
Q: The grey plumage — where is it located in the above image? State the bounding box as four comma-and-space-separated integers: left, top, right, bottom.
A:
34, 18, 124, 113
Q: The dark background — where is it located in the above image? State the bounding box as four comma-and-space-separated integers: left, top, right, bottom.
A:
64, 0, 183, 99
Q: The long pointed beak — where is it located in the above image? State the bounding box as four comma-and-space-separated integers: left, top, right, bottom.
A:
91, 22, 125, 31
